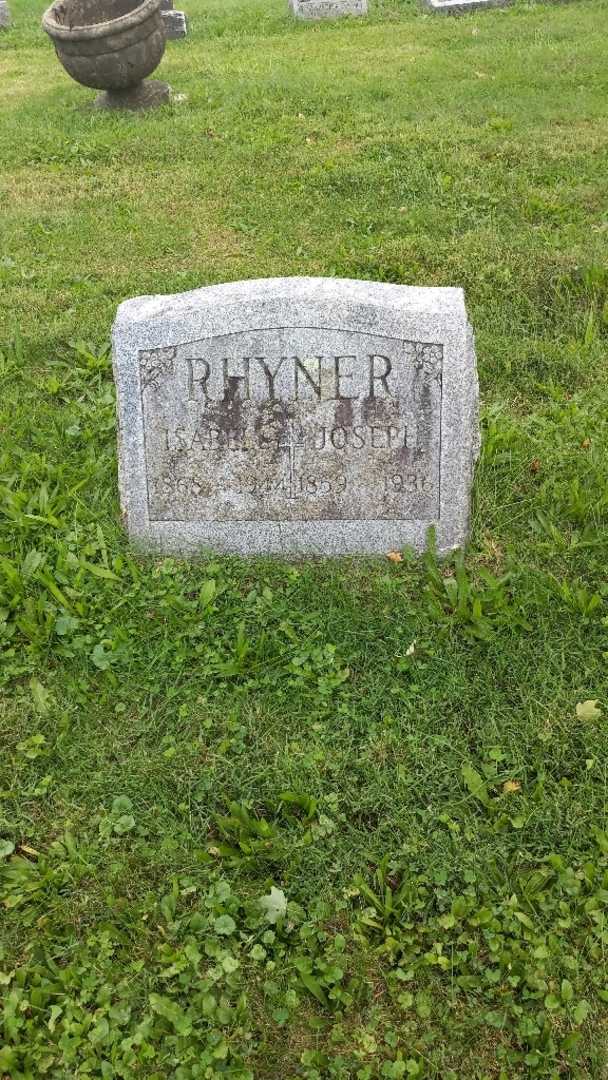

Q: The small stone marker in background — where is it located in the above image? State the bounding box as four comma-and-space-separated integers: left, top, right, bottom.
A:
160, 0, 187, 39
0, 0, 11, 28
422, 0, 511, 11
112, 278, 479, 556
290, 0, 367, 19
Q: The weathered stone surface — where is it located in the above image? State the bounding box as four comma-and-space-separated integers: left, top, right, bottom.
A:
422, 0, 511, 12
0, 1, 11, 28
162, 9, 187, 37
93, 80, 169, 109
290, 0, 367, 19
112, 278, 479, 556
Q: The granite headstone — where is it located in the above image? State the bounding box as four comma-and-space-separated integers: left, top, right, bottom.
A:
0, 0, 11, 28
160, 0, 187, 39
290, 0, 367, 18
112, 277, 479, 556
422, 0, 511, 12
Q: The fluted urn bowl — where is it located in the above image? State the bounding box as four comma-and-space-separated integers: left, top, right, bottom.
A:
42, 0, 169, 110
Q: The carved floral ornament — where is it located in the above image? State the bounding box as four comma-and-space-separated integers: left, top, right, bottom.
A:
139, 348, 176, 391
413, 343, 443, 384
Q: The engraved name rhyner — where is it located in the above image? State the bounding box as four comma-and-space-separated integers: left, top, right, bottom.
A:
139, 328, 443, 523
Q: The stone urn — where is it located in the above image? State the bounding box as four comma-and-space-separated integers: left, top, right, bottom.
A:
42, 0, 169, 110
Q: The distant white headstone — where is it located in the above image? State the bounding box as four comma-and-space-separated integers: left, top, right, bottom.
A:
0, 1, 11, 28
422, 0, 511, 12
112, 278, 479, 556
290, 0, 367, 18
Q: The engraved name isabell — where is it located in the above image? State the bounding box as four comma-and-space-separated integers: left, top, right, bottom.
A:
139, 340, 443, 522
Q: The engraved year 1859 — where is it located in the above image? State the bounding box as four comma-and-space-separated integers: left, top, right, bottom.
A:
233, 474, 348, 498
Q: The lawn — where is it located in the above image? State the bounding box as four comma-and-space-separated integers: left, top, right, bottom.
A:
1, 0, 608, 1075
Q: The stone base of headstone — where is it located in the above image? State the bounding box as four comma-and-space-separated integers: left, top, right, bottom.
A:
422, 0, 511, 12
162, 9, 187, 38
0, 0, 11, 28
290, 0, 367, 18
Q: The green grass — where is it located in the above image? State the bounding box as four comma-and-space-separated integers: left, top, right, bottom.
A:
1, 0, 608, 1075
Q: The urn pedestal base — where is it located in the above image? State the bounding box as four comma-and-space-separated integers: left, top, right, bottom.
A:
93, 79, 170, 110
